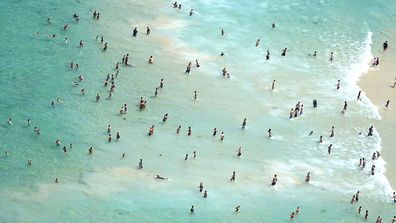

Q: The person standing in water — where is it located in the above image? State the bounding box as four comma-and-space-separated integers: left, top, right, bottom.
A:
305, 172, 310, 183
328, 144, 332, 155
271, 174, 278, 186
241, 118, 247, 129
230, 171, 236, 182
383, 41, 388, 51
357, 90, 362, 100
237, 147, 242, 157
330, 52, 334, 62
272, 80, 275, 90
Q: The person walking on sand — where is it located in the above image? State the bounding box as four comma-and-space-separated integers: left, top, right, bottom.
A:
385, 99, 390, 109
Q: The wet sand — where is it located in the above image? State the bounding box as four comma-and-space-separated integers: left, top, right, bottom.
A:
359, 42, 396, 189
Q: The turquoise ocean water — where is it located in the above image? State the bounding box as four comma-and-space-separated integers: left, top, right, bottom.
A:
0, 0, 395, 222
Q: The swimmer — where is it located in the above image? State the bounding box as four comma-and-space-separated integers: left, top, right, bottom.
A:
96, 93, 101, 102
271, 80, 275, 90
358, 206, 362, 214
193, 151, 197, 158
305, 172, 310, 183
55, 178, 59, 183
79, 40, 84, 47
107, 125, 112, 133
189, 9, 194, 16
116, 132, 120, 141
336, 80, 340, 90
241, 118, 247, 129
221, 28, 225, 36
255, 38, 260, 47
176, 125, 181, 134
319, 135, 323, 143
190, 205, 194, 214
62, 146, 67, 155
108, 134, 112, 142
81, 88, 85, 95
156, 175, 167, 180
272, 22, 275, 28
122, 153, 126, 158
193, 91, 197, 100
309, 130, 314, 136
88, 147, 94, 155
64, 37, 68, 43
5, 151, 9, 157
146, 26, 151, 35
148, 125, 155, 136
364, 210, 368, 220
103, 42, 108, 51
271, 174, 277, 186
266, 50, 270, 60
55, 139, 61, 146
235, 205, 240, 213
290, 212, 295, 220
220, 52, 224, 56
267, 128, 272, 138
330, 52, 334, 62
355, 191, 359, 202
195, 59, 200, 68
203, 190, 207, 198
184, 154, 188, 160
7, 118, 12, 125
148, 56, 154, 64
27, 160, 33, 165
295, 207, 300, 215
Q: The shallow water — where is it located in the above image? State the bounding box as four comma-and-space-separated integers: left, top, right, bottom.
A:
1, 0, 396, 222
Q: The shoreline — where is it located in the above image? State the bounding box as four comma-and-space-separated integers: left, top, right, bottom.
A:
358, 43, 396, 189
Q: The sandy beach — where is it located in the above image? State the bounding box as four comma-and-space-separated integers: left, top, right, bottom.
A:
359, 36, 396, 188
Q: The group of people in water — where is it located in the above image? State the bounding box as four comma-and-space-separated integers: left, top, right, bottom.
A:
2, 3, 395, 221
